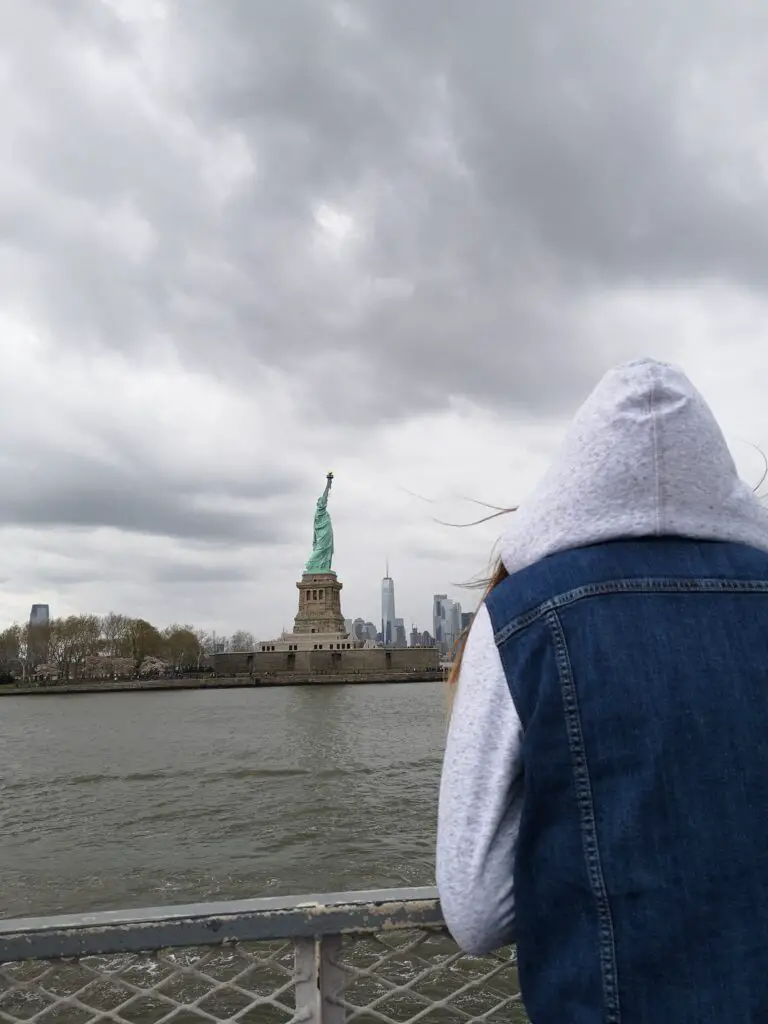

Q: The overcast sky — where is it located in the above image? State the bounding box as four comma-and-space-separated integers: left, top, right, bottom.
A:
1, 0, 768, 638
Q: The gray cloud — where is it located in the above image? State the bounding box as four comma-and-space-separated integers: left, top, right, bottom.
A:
0, 453, 294, 544
150, 563, 252, 584
3, 0, 767, 427
1, 1, 768, 632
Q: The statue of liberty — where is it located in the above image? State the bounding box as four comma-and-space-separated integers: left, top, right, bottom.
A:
305, 472, 335, 573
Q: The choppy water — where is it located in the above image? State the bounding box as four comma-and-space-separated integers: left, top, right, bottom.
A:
0, 684, 445, 918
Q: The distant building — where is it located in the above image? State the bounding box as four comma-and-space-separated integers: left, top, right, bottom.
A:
450, 602, 463, 655
28, 604, 50, 667
29, 604, 50, 627
409, 628, 436, 648
365, 622, 378, 641
381, 567, 396, 646
433, 595, 447, 651
394, 617, 407, 648
433, 596, 463, 656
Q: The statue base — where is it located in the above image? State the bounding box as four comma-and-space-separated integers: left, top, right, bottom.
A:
294, 572, 345, 634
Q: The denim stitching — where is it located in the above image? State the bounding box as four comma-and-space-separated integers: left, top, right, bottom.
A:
494, 577, 768, 644
547, 608, 621, 1023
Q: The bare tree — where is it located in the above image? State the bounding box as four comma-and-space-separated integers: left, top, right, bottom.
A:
0, 625, 21, 682
229, 630, 257, 653
100, 612, 131, 658
163, 625, 202, 671
0, 611, 254, 683
48, 615, 101, 681
125, 619, 165, 671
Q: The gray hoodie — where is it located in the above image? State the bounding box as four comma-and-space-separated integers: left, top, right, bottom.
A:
436, 358, 768, 954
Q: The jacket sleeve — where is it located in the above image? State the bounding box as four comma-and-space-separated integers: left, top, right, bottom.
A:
436, 602, 524, 954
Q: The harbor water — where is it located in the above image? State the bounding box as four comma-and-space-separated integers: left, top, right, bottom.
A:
0, 683, 444, 919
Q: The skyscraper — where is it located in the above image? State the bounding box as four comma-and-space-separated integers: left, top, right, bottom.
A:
394, 618, 407, 648
381, 563, 396, 646
433, 595, 462, 656
29, 604, 49, 627
433, 594, 447, 652
28, 604, 50, 667
452, 602, 463, 646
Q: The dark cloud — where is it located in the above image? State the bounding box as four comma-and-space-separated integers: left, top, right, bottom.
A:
3, 0, 768, 637
3, 0, 767, 428
0, 453, 293, 544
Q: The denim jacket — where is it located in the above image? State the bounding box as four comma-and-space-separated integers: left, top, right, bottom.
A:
483, 537, 768, 1023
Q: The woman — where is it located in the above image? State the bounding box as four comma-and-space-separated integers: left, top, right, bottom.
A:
437, 358, 768, 1023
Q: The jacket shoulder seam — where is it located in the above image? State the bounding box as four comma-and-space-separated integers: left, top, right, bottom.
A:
492, 577, 768, 645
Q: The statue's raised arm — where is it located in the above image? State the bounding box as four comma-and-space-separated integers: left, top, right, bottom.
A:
322, 472, 333, 502
305, 472, 335, 574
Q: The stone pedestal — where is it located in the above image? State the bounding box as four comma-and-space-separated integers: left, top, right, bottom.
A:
294, 572, 345, 634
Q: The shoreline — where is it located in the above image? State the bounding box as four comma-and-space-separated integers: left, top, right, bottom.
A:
0, 671, 445, 697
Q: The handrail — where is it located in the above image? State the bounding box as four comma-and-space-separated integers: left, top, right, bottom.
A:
0, 887, 443, 963
0, 887, 523, 1022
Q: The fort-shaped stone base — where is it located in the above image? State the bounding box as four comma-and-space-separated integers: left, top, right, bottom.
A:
293, 572, 345, 635
212, 644, 441, 678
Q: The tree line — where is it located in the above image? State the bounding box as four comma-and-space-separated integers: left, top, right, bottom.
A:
0, 614, 257, 684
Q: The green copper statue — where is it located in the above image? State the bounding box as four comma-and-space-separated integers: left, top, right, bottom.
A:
305, 472, 335, 573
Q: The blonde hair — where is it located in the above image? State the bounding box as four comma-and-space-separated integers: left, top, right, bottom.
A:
443, 505, 517, 713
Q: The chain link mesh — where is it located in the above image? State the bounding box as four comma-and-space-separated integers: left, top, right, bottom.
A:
329, 930, 525, 1023
0, 929, 526, 1024
0, 942, 300, 1024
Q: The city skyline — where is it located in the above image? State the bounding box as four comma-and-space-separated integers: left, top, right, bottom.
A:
11, 566, 472, 653
4, 466, 474, 643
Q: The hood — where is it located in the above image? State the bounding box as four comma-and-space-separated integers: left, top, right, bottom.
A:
500, 358, 768, 576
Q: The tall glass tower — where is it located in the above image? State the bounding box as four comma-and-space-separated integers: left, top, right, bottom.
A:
381, 562, 396, 647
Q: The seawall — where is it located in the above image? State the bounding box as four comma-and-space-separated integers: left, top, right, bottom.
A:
0, 670, 446, 697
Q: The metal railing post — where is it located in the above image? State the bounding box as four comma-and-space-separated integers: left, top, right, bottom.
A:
294, 935, 345, 1023
320, 935, 345, 1022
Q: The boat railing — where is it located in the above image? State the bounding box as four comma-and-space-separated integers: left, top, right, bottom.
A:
0, 886, 523, 1023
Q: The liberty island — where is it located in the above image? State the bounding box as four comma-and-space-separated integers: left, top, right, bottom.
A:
210, 472, 441, 680
0, 474, 442, 695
